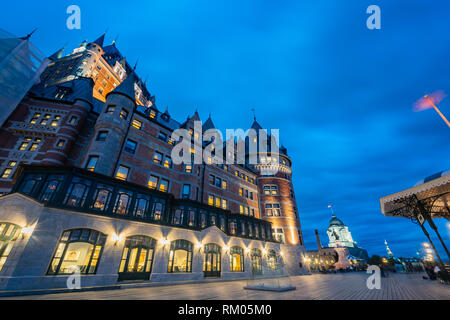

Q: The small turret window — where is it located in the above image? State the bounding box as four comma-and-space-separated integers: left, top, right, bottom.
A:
120, 109, 129, 120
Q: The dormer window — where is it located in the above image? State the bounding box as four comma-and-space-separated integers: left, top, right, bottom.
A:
161, 113, 170, 121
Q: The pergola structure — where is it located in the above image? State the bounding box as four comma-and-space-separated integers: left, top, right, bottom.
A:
380, 171, 450, 266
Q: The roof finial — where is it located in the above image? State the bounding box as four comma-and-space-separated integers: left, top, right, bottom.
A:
251, 108, 256, 121
112, 34, 119, 45
21, 28, 38, 40
133, 58, 139, 71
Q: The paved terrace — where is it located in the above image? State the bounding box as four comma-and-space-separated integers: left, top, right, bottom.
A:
2, 273, 449, 300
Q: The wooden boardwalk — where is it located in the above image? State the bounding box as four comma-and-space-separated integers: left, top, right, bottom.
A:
3, 272, 449, 300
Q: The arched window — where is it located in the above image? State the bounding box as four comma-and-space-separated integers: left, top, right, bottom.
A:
251, 248, 262, 275
91, 184, 113, 211
0, 222, 21, 272
203, 243, 221, 277
133, 194, 150, 218
113, 190, 132, 215
230, 246, 244, 272
267, 249, 278, 270
39, 175, 64, 203
48, 228, 106, 275
64, 177, 92, 207
118, 235, 156, 281
167, 240, 193, 273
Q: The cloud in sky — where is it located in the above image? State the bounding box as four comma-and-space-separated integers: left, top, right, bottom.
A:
1, 0, 449, 258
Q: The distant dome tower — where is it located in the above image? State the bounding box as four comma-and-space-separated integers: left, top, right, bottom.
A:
246, 118, 304, 247
327, 215, 356, 248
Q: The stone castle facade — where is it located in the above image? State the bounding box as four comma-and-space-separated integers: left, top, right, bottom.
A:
0, 33, 307, 292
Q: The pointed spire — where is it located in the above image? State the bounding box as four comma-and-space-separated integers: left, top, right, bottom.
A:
133, 58, 139, 71
49, 46, 65, 61
106, 72, 136, 103
93, 32, 106, 47
20, 28, 38, 40
203, 113, 215, 131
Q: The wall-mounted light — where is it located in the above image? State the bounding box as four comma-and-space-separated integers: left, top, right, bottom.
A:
159, 238, 170, 246
223, 245, 230, 253
262, 249, 268, 256
21, 225, 35, 239
245, 248, 251, 254
111, 233, 123, 246
196, 242, 204, 250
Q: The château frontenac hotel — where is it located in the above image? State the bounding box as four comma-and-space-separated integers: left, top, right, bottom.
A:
0, 32, 307, 291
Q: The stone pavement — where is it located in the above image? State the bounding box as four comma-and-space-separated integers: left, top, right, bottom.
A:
2, 272, 449, 300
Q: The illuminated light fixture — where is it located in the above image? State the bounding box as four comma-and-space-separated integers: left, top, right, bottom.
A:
159, 238, 170, 246
21, 225, 35, 239
245, 248, 251, 254
262, 249, 268, 255
196, 242, 203, 249
112, 233, 123, 246
279, 251, 284, 256
223, 245, 230, 252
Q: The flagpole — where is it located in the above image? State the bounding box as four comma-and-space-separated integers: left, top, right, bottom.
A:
425, 95, 450, 128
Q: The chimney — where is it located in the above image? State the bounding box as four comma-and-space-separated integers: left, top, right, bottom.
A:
315, 229, 322, 250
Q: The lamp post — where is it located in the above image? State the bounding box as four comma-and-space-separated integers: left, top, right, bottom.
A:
424, 94, 450, 128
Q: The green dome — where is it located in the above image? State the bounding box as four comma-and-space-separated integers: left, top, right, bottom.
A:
329, 215, 344, 227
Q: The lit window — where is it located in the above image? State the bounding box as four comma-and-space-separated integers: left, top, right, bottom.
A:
222, 199, 227, 210
153, 152, 163, 164
85, 156, 99, 172
159, 179, 169, 192
222, 180, 227, 190
149, 111, 156, 119
1, 168, 12, 179
18, 142, 29, 151
8, 161, 17, 167
132, 119, 142, 130
208, 195, 214, 206
239, 188, 243, 197
148, 176, 159, 189
51, 120, 59, 127
69, 116, 78, 125
230, 247, 244, 272
188, 128, 193, 136
185, 164, 192, 173
163, 156, 172, 169
29, 142, 40, 152
115, 165, 129, 181
120, 109, 129, 120
0, 223, 21, 271
47, 229, 106, 275
168, 138, 175, 146
239, 205, 244, 214
215, 197, 221, 208
56, 139, 65, 148
167, 240, 193, 273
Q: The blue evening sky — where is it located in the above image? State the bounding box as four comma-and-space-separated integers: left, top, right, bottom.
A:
2, 1, 449, 259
